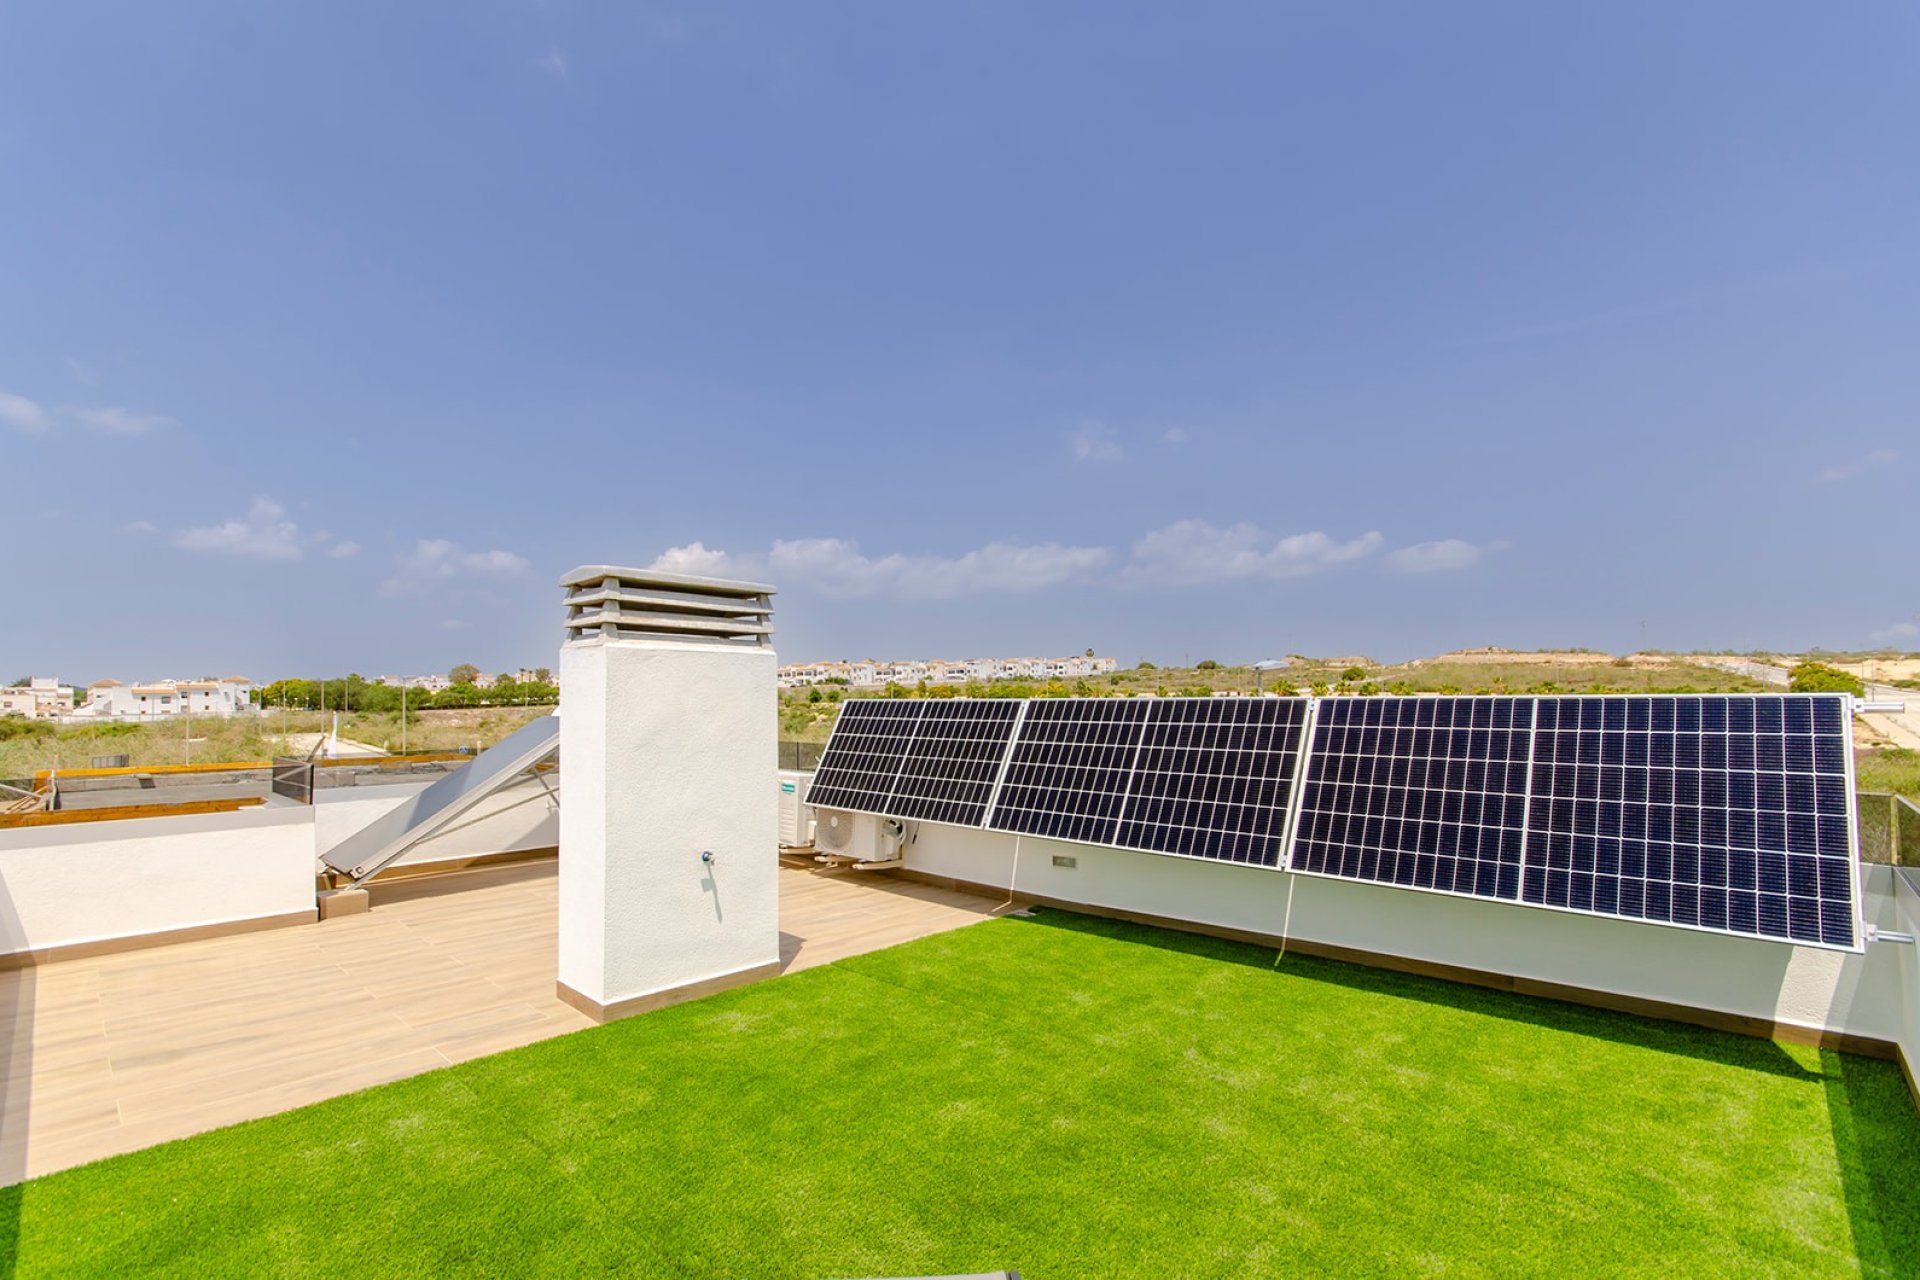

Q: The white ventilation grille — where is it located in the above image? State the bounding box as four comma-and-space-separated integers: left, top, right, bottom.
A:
560, 565, 775, 646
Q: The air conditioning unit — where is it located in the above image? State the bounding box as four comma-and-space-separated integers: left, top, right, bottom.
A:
812, 810, 906, 865
777, 770, 815, 848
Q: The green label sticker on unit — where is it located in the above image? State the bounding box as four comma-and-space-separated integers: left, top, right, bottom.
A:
780, 782, 796, 793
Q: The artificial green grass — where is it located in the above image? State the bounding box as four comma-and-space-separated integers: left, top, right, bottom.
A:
5, 910, 1919, 1277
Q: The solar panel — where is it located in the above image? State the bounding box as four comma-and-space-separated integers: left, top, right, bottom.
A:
886, 699, 1023, 826
1111, 698, 1309, 866
986, 698, 1155, 843
803, 691, 1862, 951
803, 700, 922, 814
1289, 697, 1533, 900
1523, 695, 1857, 948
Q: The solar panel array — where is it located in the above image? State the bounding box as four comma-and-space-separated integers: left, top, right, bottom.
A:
1522, 696, 1855, 947
805, 692, 1860, 950
886, 699, 1023, 826
1110, 698, 1308, 866
988, 699, 1152, 845
803, 700, 923, 816
803, 699, 1020, 827
1291, 697, 1531, 901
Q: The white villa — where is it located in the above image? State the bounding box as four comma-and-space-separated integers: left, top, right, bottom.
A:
0, 677, 76, 720
78, 676, 255, 720
778, 654, 1119, 689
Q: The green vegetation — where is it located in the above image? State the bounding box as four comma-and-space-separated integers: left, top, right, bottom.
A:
253, 674, 557, 715
0, 715, 281, 780
1790, 662, 1868, 697
0, 706, 552, 778
1858, 748, 1920, 802
6, 910, 1916, 1276
0, 718, 55, 743
774, 656, 1780, 742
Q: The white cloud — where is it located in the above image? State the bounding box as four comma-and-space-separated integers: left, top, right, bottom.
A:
651, 541, 745, 578
1869, 620, 1919, 647
123, 520, 158, 536
328, 541, 362, 559
1124, 521, 1383, 584
1161, 427, 1190, 445
1384, 538, 1510, 574
655, 523, 1488, 597
651, 537, 1112, 599
536, 48, 569, 78
402, 538, 531, 578
0, 390, 50, 433
69, 405, 175, 436
1068, 420, 1125, 464
1819, 449, 1900, 483
0, 389, 176, 436
173, 496, 305, 560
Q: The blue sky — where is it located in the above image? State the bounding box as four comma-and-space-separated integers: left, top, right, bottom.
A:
2, 3, 1915, 681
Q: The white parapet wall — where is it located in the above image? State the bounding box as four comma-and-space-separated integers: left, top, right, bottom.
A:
0, 806, 318, 962
901, 823, 1920, 1054
1884, 871, 1920, 1072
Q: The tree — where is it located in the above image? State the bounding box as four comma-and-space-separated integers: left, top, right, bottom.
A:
1340, 666, 1368, 682
1137, 661, 1157, 671
1789, 662, 1865, 697
449, 664, 480, 686
1084, 647, 1095, 658
533, 667, 552, 683
1196, 659, 1221, 671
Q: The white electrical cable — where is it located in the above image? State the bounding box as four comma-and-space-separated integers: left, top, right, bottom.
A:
1004, 834, 1023, 911
1276, 866, 1296, 965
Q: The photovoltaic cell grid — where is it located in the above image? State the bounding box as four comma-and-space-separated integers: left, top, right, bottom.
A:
1112, 698, 1309, 866
803, 700, 922, 815
987, 699, 1154, 844
885, 699, 1023, 826
804, 699, 1023, 827
1290, 697, 1533, 900
1524, 695, 1856, 947
807, 692, 1861, 950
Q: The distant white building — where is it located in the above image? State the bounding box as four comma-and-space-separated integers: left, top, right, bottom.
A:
79, 676, 254, 720
0, 677, 75, 719
778, 654, 1119, 689
374, 675, 453, 692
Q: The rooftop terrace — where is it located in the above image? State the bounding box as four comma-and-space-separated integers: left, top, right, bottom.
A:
0, 860, 1003, 1184
3, 901, 1916, 1277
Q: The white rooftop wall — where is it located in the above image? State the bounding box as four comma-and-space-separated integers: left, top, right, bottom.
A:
901, 824, 1917, 1049
0, 806, 316, 959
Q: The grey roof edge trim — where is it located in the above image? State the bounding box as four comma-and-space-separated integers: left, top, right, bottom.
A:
558, 564, 776, 597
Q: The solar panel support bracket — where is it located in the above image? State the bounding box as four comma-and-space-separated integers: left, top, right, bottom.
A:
1867, 927, 1916, 946
1858, 700, 1905, 714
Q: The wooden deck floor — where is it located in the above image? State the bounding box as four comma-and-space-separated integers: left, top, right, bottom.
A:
0, 861, 1007, 1185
